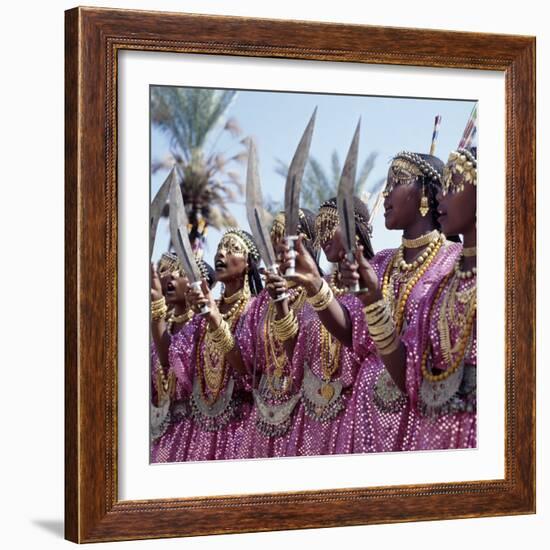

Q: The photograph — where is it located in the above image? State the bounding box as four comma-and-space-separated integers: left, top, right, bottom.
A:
148, 85, 478, 463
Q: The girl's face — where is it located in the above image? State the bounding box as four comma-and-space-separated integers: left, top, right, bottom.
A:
383, 165, 424, 231
437, 168, 476, 236
322, 224, 346, 263
161, 268, 190, 306
214, 234, 249, 283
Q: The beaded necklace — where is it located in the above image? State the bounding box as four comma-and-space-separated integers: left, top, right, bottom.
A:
264, 287, 307, 398
196, 287, 250, 406
382, 232, 445, 333
421, 266, 476, 382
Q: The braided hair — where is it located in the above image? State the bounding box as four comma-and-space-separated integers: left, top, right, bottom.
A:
315, 196, 374, 260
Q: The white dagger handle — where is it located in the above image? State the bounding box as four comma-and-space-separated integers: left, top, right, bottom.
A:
266, 264, 289, 302
346, 250, 360, 293
284, 236, 299, 277
190, 280, 210, 315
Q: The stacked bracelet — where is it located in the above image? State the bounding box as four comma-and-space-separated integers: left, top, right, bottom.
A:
151, 296, 168, 321
364, 299, 400, 356
272, 309, 299, 342
306, 279, 334, 311
206, 320, 235, 356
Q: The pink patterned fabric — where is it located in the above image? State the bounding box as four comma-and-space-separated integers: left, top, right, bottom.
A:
402, 268, 477, 451
351, 242, 462, 454
150, 299, 255, 463
288, 287, 368, 456
233, 289, 307, 458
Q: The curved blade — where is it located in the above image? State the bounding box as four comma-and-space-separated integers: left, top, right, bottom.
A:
150, 167, 174, 258
168, 172, 202, 283
245, 140, 276, 267
284, 107, 317, 236
337, 119, 361, 254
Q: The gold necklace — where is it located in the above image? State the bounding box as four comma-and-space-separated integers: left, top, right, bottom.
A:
329, 271, 347, 297
319, 324, 341, 401
437, 264, 476, 366
402, 229, 440, 249
168, 308, 194, 325
264, 287, 307, 397
423, 272, 476, 381
382, 234, 445, 333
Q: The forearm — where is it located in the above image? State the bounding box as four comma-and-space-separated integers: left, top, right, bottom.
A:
206, 310, 247, 376
305, 277, 353, 347
151, 319, 170, 367
273, 299, 298, 359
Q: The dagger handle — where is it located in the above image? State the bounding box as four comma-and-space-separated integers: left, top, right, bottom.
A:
284, 236, 298, 277
267, 264, 289, 302
190, 280, 210, 315
346, 250, 360, 293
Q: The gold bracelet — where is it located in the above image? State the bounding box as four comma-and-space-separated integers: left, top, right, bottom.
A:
272, 310, 299, 341
377, 333, 401, 356
207, 320, 235, 355
151, 301, 168, 321
151, 296, 166, 310
307, 280, 334, 311
363, 298, 387, 314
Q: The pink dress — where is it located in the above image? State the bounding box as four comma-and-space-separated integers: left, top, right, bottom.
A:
288, 287, 368, 456
402, 268, 477, 450
150, 300, 255, 463
351, 241, 462, 454
233, 288, 307, 458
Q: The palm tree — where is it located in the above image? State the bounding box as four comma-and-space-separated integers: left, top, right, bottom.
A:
272, 150, 379, 213
151, 87, 247, 247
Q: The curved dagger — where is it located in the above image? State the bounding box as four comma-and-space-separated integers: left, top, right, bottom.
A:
284, 107, 317, 276
337, 119, 361, 292
150, 166, 174, 259
168, 170, 209, 314
245, 139, 277, 269
245, 139, 287, 302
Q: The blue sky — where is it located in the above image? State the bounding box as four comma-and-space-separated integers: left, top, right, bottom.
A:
151, 87, 476, 270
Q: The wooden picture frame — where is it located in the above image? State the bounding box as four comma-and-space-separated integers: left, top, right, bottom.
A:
65, 6, 536, 543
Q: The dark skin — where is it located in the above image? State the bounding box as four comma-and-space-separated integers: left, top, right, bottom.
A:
340, 169, 475, 393
437, 169, 476, 271
280, 228, 354, 347
260, 238, 302, 359
185, 241, 249, 376
150, 265, 193, 368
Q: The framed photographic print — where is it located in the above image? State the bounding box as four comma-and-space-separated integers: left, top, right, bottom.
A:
65, 6, 536, 543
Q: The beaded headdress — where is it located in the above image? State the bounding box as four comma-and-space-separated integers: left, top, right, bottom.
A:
442, 105, 478, 194
157, 251, 210, 280
314, 197, 372, 249
218, 228, 261, 263
383, 151, 443, 198
442, 147, 477, 194
270, 210, 313, 244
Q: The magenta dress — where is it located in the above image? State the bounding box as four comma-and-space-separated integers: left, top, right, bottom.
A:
232, 288, 307, 458
351, 241, 462, 454
150, 301, 255, 463
288, 287, 368, 457
401, 269, 477, 450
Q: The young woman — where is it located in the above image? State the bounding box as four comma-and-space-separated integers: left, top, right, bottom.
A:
279, 196, 375, 456
150, 229, 263, 462
339, 152, 462, 453
233, 209, 320, 458
149, 252, 213, 442
400, 147, 477, 449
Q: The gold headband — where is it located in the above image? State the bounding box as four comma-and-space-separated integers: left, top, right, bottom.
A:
442, 149, 477, 195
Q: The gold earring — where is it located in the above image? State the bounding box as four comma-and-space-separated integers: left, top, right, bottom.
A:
419, 186, 429, 217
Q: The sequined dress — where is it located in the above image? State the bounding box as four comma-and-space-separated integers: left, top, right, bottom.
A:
233, 288, 308, 458
402, 266, 477, 450
289, 282, 368, 457
150, 301, 254, 463
351, 241, 462, 454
